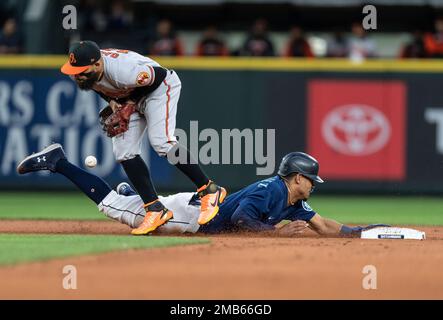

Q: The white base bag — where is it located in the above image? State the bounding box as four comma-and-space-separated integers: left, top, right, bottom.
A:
361, 227, 426, 240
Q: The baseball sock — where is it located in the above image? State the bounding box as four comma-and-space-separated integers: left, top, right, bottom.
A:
168, 144, 210, 188
121, 156, 159, 205
55, 159, 112, 205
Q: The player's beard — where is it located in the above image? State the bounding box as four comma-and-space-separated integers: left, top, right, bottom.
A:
76, 72, 100, 91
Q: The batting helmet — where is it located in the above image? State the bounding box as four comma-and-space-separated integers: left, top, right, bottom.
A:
277, 152, 324, 183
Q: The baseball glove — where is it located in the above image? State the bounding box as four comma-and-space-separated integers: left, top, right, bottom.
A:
99, 103, 136, 137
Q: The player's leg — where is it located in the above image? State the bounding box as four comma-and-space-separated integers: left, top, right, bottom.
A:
99, 189, 146, 228
143, 70, 227, 226
16, 143, 154, 230
115, 183, 201, 233
17, 143, 111, 205
112, 113, 156, 204
112, 112, 173, 235
157, 192, 201, 234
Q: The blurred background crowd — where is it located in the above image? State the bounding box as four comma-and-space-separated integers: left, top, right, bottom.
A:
2, 0, 443, 59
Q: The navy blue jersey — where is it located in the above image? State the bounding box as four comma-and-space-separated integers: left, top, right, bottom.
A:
199, 176, 316, 233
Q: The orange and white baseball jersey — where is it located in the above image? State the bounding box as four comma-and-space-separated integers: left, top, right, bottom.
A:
92, 48, 163, 100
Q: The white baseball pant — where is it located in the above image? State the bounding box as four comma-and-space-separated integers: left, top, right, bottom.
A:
98, 191, 201, 233
112, 70, 180, 161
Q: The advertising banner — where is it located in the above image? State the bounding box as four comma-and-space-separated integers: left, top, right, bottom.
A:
307, 80, 406, 181
0, 71, 173, 189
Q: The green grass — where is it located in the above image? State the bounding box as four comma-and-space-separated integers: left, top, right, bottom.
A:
0, 234, 209, 266
1, 192, 443, 226
0, 192, 105, 220
309, 196, 443, 226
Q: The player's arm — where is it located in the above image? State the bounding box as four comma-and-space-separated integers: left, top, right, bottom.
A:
93, 90, 112, 103
308, 213, 371, 237
113, 61, 167, 104
231, 209, 311, 237
308, 213, 343, 236
230, 188, 310, 236
125, 69, 166, 104
230, 206, 275, 232
230, 186, 277, 232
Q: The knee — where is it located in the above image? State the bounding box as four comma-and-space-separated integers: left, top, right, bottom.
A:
150, 136, 176, 157
113, 149, 140, 162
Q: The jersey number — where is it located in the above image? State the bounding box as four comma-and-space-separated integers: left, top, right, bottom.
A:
101, 48, 129, 58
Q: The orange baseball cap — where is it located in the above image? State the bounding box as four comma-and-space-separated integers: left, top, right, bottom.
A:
61, 40, 101, 75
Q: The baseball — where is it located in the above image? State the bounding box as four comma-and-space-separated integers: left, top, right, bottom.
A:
85, 155, 97, 168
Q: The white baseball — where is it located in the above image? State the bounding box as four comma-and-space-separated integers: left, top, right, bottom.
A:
85, 155, 97, 168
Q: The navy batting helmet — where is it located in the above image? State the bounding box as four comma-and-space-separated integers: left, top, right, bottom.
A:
277, 152, 324, 183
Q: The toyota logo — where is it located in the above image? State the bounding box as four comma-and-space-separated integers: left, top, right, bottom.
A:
322, 104, 391, 156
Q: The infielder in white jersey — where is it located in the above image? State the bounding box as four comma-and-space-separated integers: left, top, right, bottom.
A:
60, 41, 227, 236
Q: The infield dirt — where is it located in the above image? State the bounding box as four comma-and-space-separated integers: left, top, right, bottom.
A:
0, 220, 442, 299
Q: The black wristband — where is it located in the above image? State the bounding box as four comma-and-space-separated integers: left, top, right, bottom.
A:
340, 225, 357, 234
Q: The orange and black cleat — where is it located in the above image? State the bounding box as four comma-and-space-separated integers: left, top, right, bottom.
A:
197, 181, 227, 225
131, 200, 173, 235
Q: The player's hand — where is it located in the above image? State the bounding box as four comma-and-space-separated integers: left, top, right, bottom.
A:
340, 224, 392, 237
109, 100, 122, 112
125, 99, 137, 105
276, 220, 309, 237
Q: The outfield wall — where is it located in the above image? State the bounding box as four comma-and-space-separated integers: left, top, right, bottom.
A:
0, 57, 442, 193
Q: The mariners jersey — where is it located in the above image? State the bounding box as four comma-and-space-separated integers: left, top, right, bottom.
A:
199, 176, 317, 233
74, 49, 165, 101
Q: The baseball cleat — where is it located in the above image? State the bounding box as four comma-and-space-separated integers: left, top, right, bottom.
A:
197, 181, 227, 225
131, 200, 173, 235
16, 143, 66, 175
116, 182, 137, 196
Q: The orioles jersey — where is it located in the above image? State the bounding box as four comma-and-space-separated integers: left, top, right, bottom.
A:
75, 48, 168, 102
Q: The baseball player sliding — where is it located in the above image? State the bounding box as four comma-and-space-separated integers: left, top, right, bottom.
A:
17, 144, 385, 236
60, 41, 226, 236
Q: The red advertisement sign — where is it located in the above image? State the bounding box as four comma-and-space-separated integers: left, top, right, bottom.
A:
307, 80, 406, 180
